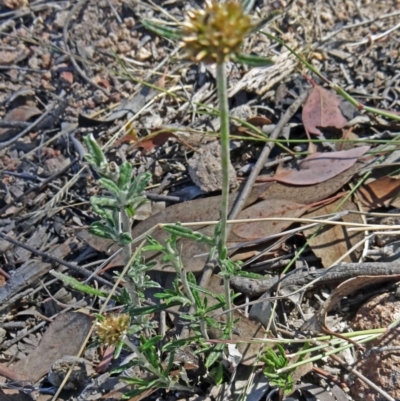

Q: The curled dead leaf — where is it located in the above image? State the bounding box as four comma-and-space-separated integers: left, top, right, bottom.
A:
259, 146, 369, 185
302, 84, 348, 135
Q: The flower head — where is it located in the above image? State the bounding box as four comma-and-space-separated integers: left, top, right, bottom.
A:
96, 313, 130, 346
181, 0, 253, 64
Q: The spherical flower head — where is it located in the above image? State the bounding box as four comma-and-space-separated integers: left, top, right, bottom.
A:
181, 0, 253, 64
96, 313, 130, 346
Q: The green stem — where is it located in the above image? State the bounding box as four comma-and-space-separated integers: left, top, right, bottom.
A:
276, 333, 381, 374
216, 61, 233, 329
121, 209, 140, 308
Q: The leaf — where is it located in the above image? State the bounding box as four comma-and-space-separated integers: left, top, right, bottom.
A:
231, 199, 310, 241
132, 131, 177, 155
118, 162, 133, 191
142, 20, 182, 41
89, 222, 116, 240
84, 134, 107, 168
99, 177, 120, 197
49, 270, 110, 298
233, 53, 274, 67
15, 312, 93, 382
0, 105, 41, 141
303, 199, 364, 267
302, 84, 348, 135
357, 175, 400, 210
262, 146, 369, 185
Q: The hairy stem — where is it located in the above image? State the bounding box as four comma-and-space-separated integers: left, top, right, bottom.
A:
216, 62, 233, 328
121, 209, 140, 308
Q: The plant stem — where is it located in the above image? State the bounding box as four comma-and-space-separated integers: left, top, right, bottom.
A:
121, 209, 140, 308
216, 61, 233, 328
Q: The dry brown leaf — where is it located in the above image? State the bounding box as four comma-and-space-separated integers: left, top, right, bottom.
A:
130, 130, 176, 155
259, 146, 369, 185
14, 312, 93, 382
302, 84, 348, 135
231, 198, 310, 241
303, 199, 364, 267
357, 175, 400, 209
246, 116, 271, 126
0, 105, 42, 141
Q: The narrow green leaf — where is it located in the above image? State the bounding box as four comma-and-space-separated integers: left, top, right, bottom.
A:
118, 162, 132, 191
90, 196, 118, 208
142, 20, 182, 41
114, 341, 123, 358
163, 224, 214, 245
205, 343, 225, 368
162, 336, 200, 353
99, 177, 120, 197
117, 232, 133, 245
49, 270, 110, 297
124, 204, 135, 218
89, 222, 116, 240
127, 172, 151, 199
233, 53, 274, 67
142, 244, 165, 252
236, 270, 266, 279
84, 134, 106, 168
141, 335, 163, 351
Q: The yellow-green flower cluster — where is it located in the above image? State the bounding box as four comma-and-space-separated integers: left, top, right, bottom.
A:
96, 313, 130, 346
181, 0, 253, 64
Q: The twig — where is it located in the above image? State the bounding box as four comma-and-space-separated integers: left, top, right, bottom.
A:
0, 232, 115, 289
229, 260, 400, 297
347, 21, 400, 48
0, 159, 78, 216
0, 121, 30, 129
228, 90, 309, 222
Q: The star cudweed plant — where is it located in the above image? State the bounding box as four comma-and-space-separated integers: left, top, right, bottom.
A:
84, 134, 153, 308
143, 0, 274, 327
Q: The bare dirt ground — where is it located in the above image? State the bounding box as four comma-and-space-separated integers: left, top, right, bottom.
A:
0, 0, 400, 400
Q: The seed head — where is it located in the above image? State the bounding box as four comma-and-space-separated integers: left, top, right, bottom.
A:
181, 0, 253, 64
96, 313, 130, 346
